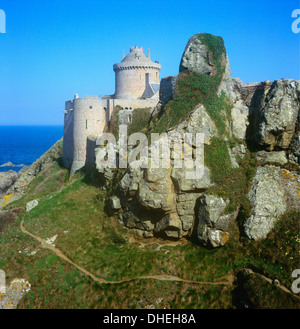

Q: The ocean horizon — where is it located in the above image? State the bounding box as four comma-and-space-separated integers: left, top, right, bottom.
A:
0, 125, 63, 172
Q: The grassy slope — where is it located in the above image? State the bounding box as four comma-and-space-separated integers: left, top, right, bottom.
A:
1, 156, 299, 308
1, 161, 234, 309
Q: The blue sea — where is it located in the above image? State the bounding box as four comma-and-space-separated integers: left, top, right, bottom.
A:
0, 126, 64, 172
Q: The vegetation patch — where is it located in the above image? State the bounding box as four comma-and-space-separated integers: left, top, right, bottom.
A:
236, 271, 299, 309
237, 211, 300, 288
128, 108, 152, 135
109, 105, 121, 138
205, 142, 257, 215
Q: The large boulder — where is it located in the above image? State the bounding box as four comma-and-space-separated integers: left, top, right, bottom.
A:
170, 104, 218, 145
255, 150, 288, 165
176, 192, 201, 232
26, 199, 39, 213
154, 213, 183, 239
171, 166, 211, 192
0, 171, 18, 196
254, 79, 300, 151
243, 165, 300, 240
197, 194, 238, 248
115, 136, 212, 238
159, 75, 178, 106
99, 33, 300, 248
179, 34, 213, 75
231, 100, 250, 140
137, 168, 176, 213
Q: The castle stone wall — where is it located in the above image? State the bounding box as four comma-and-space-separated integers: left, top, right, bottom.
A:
114, 98, 158, 110
63, 96, 159, 173
63, 100, 74, 168
85, 135, 97, 169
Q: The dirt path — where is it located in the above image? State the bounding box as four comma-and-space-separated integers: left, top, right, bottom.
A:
245, 269, 299, 298
20, 219, 299, 300
20, 219, 232, 286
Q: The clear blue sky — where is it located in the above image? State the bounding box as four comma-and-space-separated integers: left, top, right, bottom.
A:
0, 0, 299, 125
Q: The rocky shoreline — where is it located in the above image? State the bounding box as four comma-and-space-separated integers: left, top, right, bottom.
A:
0, 139, 63, 209
0, 162, 26, 168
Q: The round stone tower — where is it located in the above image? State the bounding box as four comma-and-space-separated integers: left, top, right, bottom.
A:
113, 46, 161, 100
63, 95, 107, 175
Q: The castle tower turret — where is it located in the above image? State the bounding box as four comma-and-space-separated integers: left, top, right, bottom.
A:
63, 95, 107, 175
113, 46, 161, 100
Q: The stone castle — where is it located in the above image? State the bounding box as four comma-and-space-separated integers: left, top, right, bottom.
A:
63, 46, 161, 175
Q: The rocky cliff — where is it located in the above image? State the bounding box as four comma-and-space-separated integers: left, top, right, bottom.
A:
0, 139, 63, 209
98, 33, 299, 247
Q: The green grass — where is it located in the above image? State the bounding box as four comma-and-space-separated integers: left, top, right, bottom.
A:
205, 142, 257, 214
205, 137, 234, 185
5, 160, 68, 210
128, 108, 152, 135
19, 172, 237, 282
1, 161, 299, 308
238, 211, 300, 288
0, 210, 234, 309
238, 271, 300, 309
150, 72, 231, 134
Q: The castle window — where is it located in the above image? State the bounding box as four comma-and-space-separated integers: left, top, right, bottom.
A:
128, 115, 132, 123
86, 120, 88, 130
89, 106, 93, 109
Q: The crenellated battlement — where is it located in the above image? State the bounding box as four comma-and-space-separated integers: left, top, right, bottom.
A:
130, 46, 143, 52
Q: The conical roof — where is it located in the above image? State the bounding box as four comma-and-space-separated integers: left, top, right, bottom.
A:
121, 46, 152, 65
113, 46, 161, 71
